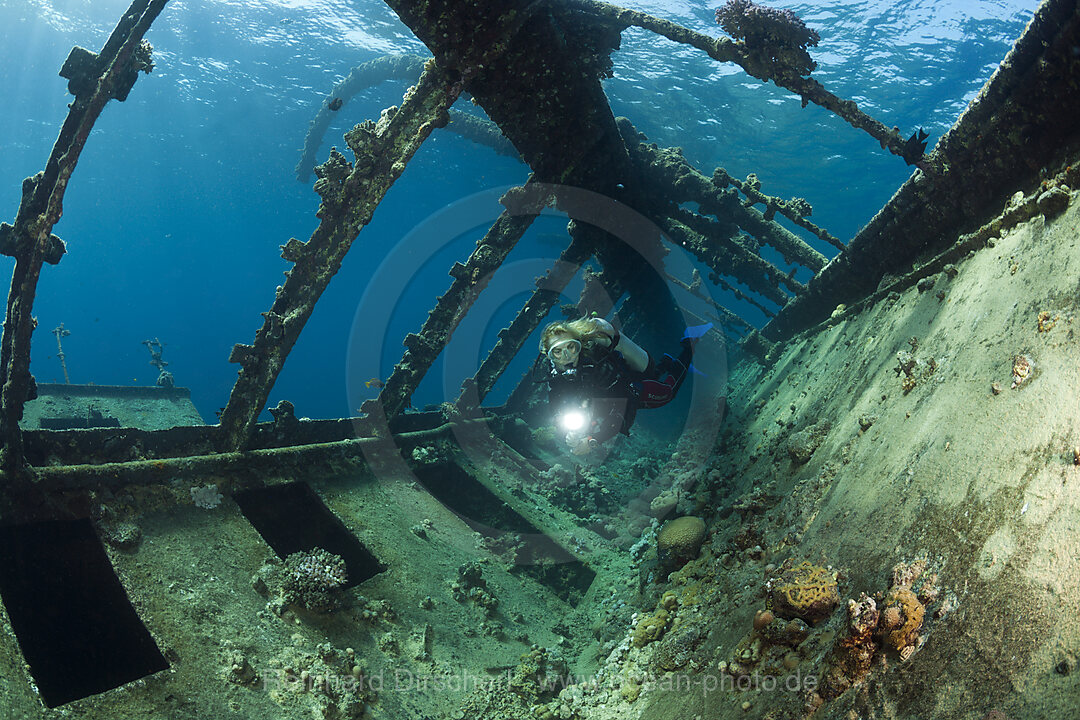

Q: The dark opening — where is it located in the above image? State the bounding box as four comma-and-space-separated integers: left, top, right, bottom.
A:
233, 482, 384, 587
40, 409, 121, 430
0, 518, 168, 707
412, 462, 596, 605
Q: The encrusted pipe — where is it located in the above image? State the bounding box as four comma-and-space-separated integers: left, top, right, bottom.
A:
52, 324, 71, 384
32, 420, 485, 492
295, 54, 520, 181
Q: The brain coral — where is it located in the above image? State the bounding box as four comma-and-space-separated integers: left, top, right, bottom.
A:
657, 516, 707, 570
767, 561, 839, 623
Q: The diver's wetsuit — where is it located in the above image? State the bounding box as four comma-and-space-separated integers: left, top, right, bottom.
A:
546, 339, 694, 444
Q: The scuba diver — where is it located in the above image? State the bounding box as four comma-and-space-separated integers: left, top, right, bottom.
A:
540, 317, 710, 455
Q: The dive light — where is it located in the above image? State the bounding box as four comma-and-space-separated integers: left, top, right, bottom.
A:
559, 409, 588, 433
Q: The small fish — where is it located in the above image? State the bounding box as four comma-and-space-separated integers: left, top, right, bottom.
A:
365, 378, 384, 389
328, 97, 343, 112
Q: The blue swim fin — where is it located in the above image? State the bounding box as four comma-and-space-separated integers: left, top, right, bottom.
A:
682, 323, 712, 341
689, 363, 706, 377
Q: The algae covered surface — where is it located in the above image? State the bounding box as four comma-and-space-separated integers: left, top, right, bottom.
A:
3, 185, 1078, 720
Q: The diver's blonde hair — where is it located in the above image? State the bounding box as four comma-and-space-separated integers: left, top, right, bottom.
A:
539, 317, 614, 355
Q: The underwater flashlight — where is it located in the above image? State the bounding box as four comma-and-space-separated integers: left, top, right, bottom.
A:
559, 409, 587, 432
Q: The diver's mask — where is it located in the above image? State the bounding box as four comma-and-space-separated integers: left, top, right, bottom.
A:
547, 338, 581, 367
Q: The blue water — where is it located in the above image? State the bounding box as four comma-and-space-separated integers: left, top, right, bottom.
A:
0, 0, 1038, 423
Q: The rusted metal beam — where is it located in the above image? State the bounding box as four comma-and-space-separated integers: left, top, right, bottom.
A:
295, 54, 519, 182
618, 120, 826, 275
658, 212, 795, 307
570, 0, 934, 169
457, 235, 593, 408
0, 0, 165, 479
381, 0, 631, 191
765, 0, 1080, 340
365, 182, 551, 421
662, 271, 754, 335
217, 62, 467, 452
713, 168, 843, 252
296, 54, 429, 182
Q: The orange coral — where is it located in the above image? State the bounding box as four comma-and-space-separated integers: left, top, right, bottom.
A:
881, 587, 924, 650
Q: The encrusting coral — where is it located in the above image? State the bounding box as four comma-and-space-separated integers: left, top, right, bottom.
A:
632, 608, 671, 648
818, 559, 937, 702
631, 591, 679, 648
787, 421, 830, 464
820, 592, 880, 699
451, 561, 499, 617
766, 560, 840, 623
281, 548, 349, 613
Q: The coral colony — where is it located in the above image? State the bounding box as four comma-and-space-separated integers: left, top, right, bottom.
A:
715, 0, 821, 76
